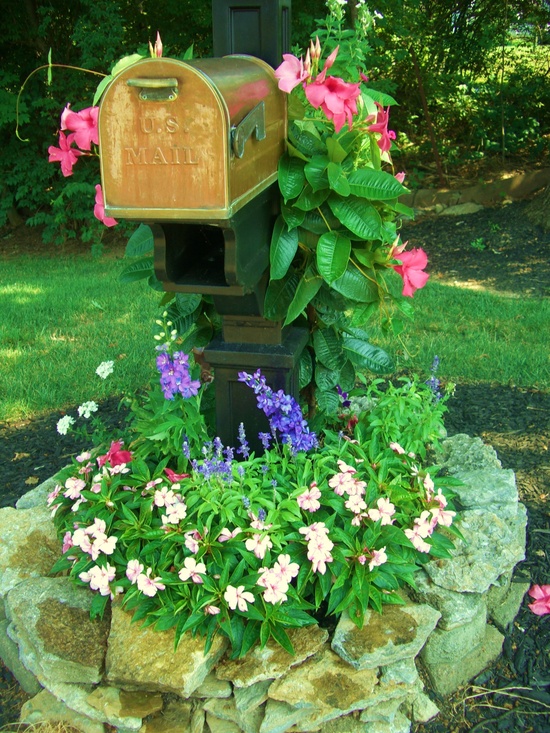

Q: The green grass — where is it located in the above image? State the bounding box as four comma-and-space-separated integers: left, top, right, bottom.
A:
376, 279, 550, 390
0, 253, 159, 423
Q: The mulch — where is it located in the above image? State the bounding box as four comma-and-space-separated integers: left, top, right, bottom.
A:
0, 198, 549, 730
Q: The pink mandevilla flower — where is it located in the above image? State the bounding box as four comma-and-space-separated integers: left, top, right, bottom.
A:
527, 585, 550, 616
224, 584, 255, 612
94, 184, 118, 228
274, 53, 311, 93
392, 246, 429, 297
61, 104, 99, 151
304, 75, 361, 133
367, 103, 396, 153
48, 131, 83, 177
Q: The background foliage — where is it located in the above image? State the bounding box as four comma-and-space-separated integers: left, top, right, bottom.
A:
1, 0, 549, 240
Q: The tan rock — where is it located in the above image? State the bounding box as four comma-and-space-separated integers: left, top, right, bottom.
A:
216, 625, 328, 688
87, 686, 164, 719
106, 602, 227, 696
20, 688, 104, 733
191, 672, 232, 698
140, 700, 194, 733
206, 711, 242, 732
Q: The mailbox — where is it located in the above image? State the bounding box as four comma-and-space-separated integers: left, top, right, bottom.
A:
99, 55, 285, 296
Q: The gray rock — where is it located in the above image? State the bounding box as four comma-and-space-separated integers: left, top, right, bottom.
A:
331, 604, 440, 670
16, 474, 64, 510
0, 504, 60, 597
191, 672, 232, 698
105, 602, 227, 697
404, 691, 440, 723
0, 618, 42, 695
488, 580, 531, 631
410, 570, 486, 630
20, 689, 104, 733
439, 203, 484, 216
5, 576, 109, 685
234, 679, 272, 712
420, 611, 488, 665
449, 468, 518, 514
424, 625, 504, 697
437, 434, 501, 473
424, 509, 525, 593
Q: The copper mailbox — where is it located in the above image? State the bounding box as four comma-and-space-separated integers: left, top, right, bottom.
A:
98, 56, 286, 221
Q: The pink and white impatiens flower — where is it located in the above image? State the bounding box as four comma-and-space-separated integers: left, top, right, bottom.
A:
224, 584, 255, 612
137, 568, 166, 597
178, 557, 206, 584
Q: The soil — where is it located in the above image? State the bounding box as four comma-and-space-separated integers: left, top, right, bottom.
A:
1, 196, 549, 731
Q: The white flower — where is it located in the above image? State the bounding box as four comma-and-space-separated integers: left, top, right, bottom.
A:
57, 415, 75, 435
96, 360, 114, 379
78, 401, 99, 419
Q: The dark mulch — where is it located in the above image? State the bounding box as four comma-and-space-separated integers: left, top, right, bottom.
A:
1, 198, 549, 730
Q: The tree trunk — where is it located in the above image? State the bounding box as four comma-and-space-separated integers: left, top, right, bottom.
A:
526, 185, 550, 231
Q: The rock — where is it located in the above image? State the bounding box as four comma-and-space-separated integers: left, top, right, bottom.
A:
0, 618, 42, 695
140, 700, 194, 733
205, 711, 242, 733
16, 475, 63, 510
424, 625, 504, 697
5, 576, 110, 685
420, 611, 488, 665
204, 697, 265, 733
234, 679, 272, 712
216, 625, 328, 688
436, 434, 501, 473
424, 509, 526, 593
449, 468, 519, 514
86, 686, 164, 719
439, 203, 484, 216
404, 691, 440, 723
106, 602, 227, 697
410, 570, 486, 630
331, 604, 440, 670
0, 504, 60, 597
191, 672, 232, 698
487, 579, 531, 631
20, 689, 104, 733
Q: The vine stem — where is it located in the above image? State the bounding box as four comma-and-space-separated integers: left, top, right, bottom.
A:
16, 64, 107, 142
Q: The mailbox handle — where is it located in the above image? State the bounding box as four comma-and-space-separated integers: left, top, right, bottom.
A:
231, 102, 266, 158
127, 78, 179, 101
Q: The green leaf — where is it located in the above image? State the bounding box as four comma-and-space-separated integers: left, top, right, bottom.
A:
111, 53, 144, 76
283, 265, 322, 326
313, 328, 344, 370
362, 87, 398, 107
288, 124, 327, 157
328, 196, 382, 240
343, 337, 394, 373
269, 624, 295, 655
264, 272, 300, 321
125, 224, 154, 257
316, 387, 340, 414
93, 75, 113, 105
316, 231, 351, 284
278, 155, 306, 202
183, 44, 194, 60
281, 202, 305, 230
299, 348, 313, 389
294, 185, 329, 212
347, 169, 408, 201
47, 49, 53, 86
175, 292, 202, 318
118, 257, 154, 283
304, 156, 329, 192
90, 593, 109, 620
288, 94, 306, 121
315, 364, 340, 391
393, 202, 415, 218
327, 162, 350, 197
326, 136, 348, 163
270, 216, 299, 281
330, 263, 379, 303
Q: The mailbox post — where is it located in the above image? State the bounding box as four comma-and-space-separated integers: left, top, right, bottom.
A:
99, 23, 306, 451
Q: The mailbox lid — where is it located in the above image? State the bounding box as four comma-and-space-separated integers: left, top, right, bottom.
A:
99, 56, 285, 221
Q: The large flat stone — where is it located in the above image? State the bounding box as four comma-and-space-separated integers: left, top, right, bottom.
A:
20, 689, 104, 733
410, 570, 486, 630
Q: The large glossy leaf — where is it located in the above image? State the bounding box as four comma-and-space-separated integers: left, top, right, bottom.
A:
264, 272, 300, 321
328, 196, 382, 240
125, 223, 154, 257
313, 327, 344, 370
362, 87, 398, 107
330, 263, 379, 303
304, 155, 329, 192
315, 364, 340, 391
119, 257, 154, 283
283, 265, 322, 326
316, 387, 340, 414
288, 123, 327, 157
298, 348, 313, 389
175, 292, 202, 318
327, 162, 350, 197
342, 336, 395, 373
294, 185, 329, 212
281, 201, 305, 229
270, 216, 299, 280
316, 231, 351, 284
278, 155, 306, 202
347, 168, 408, 201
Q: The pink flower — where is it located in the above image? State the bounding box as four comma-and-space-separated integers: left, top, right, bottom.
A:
297, 483, 321, 512
154, 486, 176, 507
218, 527, 241, 542
245, 533, 273, 560
345, 494, 367, 514
126, 559, 144, 584
164, 468, 190, 483
389, 441, 405, 454
305, 76, 361, 133
274, 53, 311, 93
224, 584, 255, 612
367, 103, 396, 153
205, 605, 221, 615
392, 247, 429, 297
61, 104, 99, 151
48, 131, 82, 177
299, 522, 330, 542
97, 440, 132, 468
184, 529, 202, 554
93, 184, 118, 228
328, 471, 355, 496
367, 497, 396, 526
404, 528, 431, 553
62, 531, 73, 554
79, 563, 116, 596
161, 498, 187, 525
273, 554, 300, 584
149, 31, 163, 58
368, 546, 388, 571
395, 172, 406, 184
178, 557, 206, 584
63, 477, 86, 500
260, 571, 289, 605
137, 568, 166, 597
528, 585, 550, 616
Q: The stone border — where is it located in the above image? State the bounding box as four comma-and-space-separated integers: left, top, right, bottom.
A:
0, 434, 530, 733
